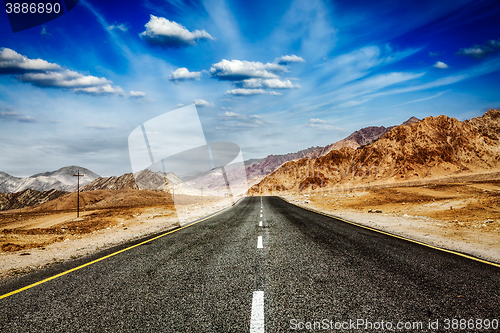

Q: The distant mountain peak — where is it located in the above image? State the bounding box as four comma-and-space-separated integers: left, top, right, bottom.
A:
0, 166, 99, 193
401, 116, 421, 126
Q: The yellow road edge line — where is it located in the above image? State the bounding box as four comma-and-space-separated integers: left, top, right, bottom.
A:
277, 196, 500, 269
0, 200, 241, 300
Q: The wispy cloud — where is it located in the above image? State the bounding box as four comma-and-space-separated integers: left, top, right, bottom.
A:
140, 15, 214, 48
304, 118, 341, 131
0, 110, 37, 123
394, 90, 450, 106
86, 124, 120, 130
107, 22, 128, 32
457, 39, 500, 59
216, 111, 268, 130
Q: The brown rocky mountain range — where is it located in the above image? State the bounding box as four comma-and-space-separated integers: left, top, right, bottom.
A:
81, 169, 184, 192
0, 188, 67, 211
249, 109, 500, 194
245, 117, 420, 179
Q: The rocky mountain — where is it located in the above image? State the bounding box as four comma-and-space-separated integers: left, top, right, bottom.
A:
0, 166, 99, 193
0, 188, 68, 211
249, 109, 500, 194
81, 169, 192, 193
303, 116, 421, 159
245, 146, 320, 180
244, 117, 420, 180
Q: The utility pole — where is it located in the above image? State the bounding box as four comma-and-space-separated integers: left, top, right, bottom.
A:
73, 170, 84, 218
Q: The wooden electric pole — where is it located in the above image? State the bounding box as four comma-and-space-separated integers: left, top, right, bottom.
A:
73, 170, 84, 217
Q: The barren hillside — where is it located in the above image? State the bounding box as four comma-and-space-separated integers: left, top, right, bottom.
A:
250, 109, 500, 194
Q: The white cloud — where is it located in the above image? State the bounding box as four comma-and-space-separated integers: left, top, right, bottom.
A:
433, 61, 449, 69
129, 90, 147, 98
276, 55, 305, 65
176, 103, 185, 107
221, 107, 233, 110
239, 78, 300, 89
18, 69, 110, 88
139, 15, 214, 48
210, 59, 288, 81
107, 23, 128, 32
0, 48, 129, 97
194, 99, 215, 107
74, 84, 125, 96
0, 48, 61, 74
169, 67, 202, 81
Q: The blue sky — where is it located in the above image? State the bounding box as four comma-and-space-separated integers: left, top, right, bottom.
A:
0, 0, 499, 176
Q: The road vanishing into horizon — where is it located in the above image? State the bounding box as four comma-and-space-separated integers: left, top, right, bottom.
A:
1, 196, 500, 332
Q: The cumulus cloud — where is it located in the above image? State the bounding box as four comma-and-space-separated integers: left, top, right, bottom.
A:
194, 99, 215, 107
239, 78, 300, 89
0, 47, 61, 74
210, 59, 288, 81
0, 48, 128, 96
275, 54, 305, 65
0, 110, 37, 123
305, 118, 341, 131
169, 67, 202, 81
107, 23, 128, 32
433, 61, 449, 69
140, 15, 214, 48
18, 69, 110, 88
129, 90, 147, 98
457, 40, 500, 59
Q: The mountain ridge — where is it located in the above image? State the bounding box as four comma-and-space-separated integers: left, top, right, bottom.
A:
249, 109, 500, 194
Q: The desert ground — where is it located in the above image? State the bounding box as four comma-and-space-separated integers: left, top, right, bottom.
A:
0, 189, 238, 279
280, 171, 500, 263
1, 170, 499, 280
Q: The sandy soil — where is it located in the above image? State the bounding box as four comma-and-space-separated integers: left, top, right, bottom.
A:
280, 177, 500, 264
0, 193, 240, 280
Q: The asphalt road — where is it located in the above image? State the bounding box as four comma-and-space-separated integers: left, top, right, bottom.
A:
1, 196, 499, 332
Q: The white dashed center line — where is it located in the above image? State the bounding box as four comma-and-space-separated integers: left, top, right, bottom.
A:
260, 214, 262, 217
259, 221, 263, 227
250, 291, 265, 333
257, 236, 263, 248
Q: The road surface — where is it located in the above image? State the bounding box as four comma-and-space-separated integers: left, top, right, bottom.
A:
1, 196, 499, 332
